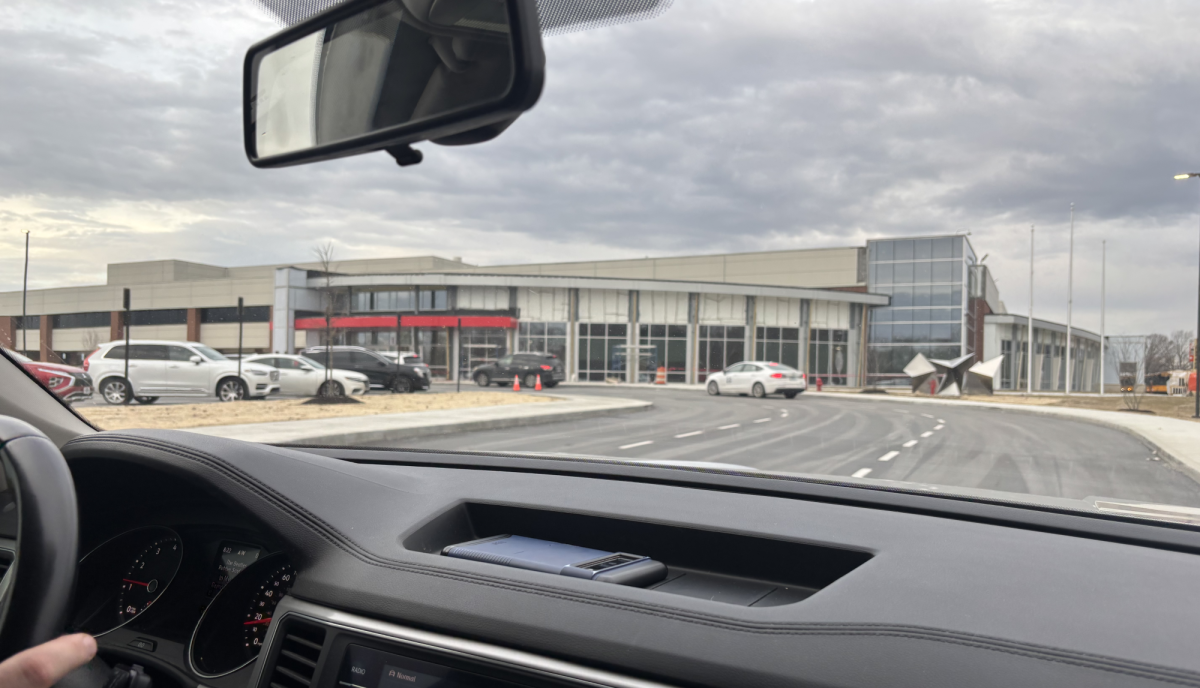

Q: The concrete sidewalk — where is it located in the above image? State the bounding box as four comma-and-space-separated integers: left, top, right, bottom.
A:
813, 390, 1200, 479
189, 394, 651, 445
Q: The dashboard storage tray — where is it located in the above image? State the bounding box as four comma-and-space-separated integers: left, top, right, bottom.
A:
404, 503, 870, 607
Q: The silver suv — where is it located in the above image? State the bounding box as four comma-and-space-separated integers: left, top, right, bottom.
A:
85, 340, 280, 404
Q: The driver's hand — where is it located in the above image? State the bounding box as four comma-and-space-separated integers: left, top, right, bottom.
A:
0, 635, 97, 688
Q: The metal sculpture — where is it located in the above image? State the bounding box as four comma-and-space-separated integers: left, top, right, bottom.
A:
928, 353, 974, 397
903, 353, 938, 394
965, 355, 1004, 395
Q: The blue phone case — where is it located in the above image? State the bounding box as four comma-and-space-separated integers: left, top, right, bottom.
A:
442, 535, 667, 587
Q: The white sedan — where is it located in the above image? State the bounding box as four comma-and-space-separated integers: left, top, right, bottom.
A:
242, 354, 369, 396
706, 361, 807, 399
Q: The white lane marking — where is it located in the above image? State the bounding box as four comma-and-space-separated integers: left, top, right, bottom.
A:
753, 418, 772, 424
675, 430, 703, 438
718, 423, 740, 430
852, 468, 873, 478
934, 424, 944, 430
878, 451, 900, 462
937, 418, 946, 423
780, 410, 789, 417
920, 431, 933, 438
619, 440, 654, 450
902, 439, 919, 448
920, 413, 934, 419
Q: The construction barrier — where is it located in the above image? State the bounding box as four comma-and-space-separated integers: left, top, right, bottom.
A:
654, 366, 666, 385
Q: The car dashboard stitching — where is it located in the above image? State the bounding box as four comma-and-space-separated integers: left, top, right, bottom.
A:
63, 433, 1200, 687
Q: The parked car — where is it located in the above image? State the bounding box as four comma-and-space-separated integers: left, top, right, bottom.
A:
472, 353, 564, 389
85, 340, 280, 404
299, 345, 430, 393
379, 351, 432, 383
242, 354, 369, 396
706, 361, 807, 399
3, 347, 93, 402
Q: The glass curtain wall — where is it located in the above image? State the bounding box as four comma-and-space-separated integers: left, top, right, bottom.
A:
577, 323, 628, 381
808, 329, 849, 385
461, 328, 508, 379
697, 325, 745, 382
755, 327, 801, 368
518, 322, 568, 360
866, 236, 970, 386
639, 324, 688, 383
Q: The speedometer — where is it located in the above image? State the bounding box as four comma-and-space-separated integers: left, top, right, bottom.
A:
190, 553, 297, 678
70, 526, 183, 636
243, 561, 296, 652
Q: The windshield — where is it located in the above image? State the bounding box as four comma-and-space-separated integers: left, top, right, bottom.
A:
193, 345, 229, 361
6, 0, 1200, 528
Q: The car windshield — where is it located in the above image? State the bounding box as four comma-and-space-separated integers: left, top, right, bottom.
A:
6, 0, 1200, 529
193, 345, 229, 361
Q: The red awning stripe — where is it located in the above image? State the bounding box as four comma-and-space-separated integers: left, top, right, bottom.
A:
294, 315, 517, 330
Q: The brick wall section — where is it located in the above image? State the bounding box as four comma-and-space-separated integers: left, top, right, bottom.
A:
971, 298, 992, 361
187, 308, 201, 342
40, 316, 53, 362
0, 316, 12, 349
110, 311, 123, 342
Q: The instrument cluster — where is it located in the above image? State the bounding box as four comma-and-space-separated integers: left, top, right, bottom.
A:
71, 526, 296, 678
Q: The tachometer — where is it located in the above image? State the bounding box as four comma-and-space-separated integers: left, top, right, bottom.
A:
190, 553, 297, 678
116, 535, 182, 622
70, 526, 184, 636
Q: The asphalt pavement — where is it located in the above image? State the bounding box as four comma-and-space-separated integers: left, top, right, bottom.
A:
369, 385, 1200, 507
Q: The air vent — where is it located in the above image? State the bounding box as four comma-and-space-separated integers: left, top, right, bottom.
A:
266, 620, 326, 688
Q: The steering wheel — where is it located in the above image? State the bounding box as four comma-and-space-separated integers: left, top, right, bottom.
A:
0, 417, 79, 660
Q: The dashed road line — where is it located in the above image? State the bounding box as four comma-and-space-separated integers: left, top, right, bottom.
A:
934, 424, 944, 430
937, 418, 946, 424
718, 423, 740, 430
920, 431, 933, 438
920, 413, 934, 419
878, 451, 900, 462
753, 418, 772, 424
852, 468, 873, 478
902, 439, 919, 448
780, 410, 789, 417
674, 430, 703, 438
619, 440, 654, 450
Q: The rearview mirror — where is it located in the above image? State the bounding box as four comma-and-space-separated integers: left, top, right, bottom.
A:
243, 0, 544, 168
190, 355, 203, 365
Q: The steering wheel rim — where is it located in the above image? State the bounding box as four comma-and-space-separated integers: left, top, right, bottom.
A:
0, 417, 79, 660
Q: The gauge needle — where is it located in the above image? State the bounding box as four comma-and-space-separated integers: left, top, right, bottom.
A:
244, 618, 272, 625
123, 579, 149, 587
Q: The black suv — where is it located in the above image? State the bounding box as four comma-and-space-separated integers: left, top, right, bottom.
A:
472, 353, 564, 388
299, 346, 430, 393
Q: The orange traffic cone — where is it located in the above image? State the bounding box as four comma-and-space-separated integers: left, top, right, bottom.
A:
535, 375, 543, 391
513, 376, 520, 392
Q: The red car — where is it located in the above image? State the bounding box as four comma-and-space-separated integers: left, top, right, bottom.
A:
3, 347, 93, 402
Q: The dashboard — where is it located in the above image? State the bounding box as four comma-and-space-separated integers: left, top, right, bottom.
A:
57, 429, 1200, 688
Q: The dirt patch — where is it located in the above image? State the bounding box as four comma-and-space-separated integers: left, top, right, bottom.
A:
79, 392, 556, 431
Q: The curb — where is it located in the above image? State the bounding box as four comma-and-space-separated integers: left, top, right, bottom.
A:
188, 394, 652, 446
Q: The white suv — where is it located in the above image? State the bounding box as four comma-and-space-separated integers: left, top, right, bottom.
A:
85, 340, 280, 404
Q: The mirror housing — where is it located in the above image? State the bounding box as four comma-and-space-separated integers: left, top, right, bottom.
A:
189, 355, 203, 365
243, 0, 544, 168
298, 364, 314, 372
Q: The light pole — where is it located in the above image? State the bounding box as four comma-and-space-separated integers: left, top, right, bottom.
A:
1100, 239, 1106, 396
1174, 173, 1200, 418
21, 231, 29, 355
1066, 203, 1074, 395
1028, 224, 1035, 395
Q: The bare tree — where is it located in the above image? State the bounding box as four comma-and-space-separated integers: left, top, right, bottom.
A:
312, 241, 347, 397
1142, 333, 1173, 376
1110, 336, 1147, 411
1168, 330, 1194, 370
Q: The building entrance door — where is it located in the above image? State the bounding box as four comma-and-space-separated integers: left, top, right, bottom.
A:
809, 329, 849, 385
416, 328, 449, 380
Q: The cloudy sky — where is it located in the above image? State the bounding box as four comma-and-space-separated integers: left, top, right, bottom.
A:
2, 0, 1200, 335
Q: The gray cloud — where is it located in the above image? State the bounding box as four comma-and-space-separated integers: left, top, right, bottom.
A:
2, 0, 1199, 335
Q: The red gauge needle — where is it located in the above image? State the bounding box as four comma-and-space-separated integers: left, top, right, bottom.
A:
244, 618, 272, 626
123, 579, 149, 587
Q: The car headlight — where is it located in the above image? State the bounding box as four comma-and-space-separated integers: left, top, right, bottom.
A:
248, 369, 268, 376
350, 375, 369, 382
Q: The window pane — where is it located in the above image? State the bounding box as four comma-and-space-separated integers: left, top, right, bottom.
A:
608, 323, 627, 337
708, 325, 724, 338
781, 342, 799, 368
755, 342, 764, 360
914, 239, 932, 259
931, 260, 953, 283
168, 346, 194, 361
911, 323, 931, 342
931, 285, 951, 307
519, 322, 529, 335
726, 340, 744, 365
893, 240, 914, 260
914, 261, 932, 283
912, 285, 931, 307
911, 308, 930, 322
765, 341, 780, 361
782, 327, 799, 340
590, 323, 605, 336
893, 262, 914, 283
726, 326, 744, 339
950, 265, 963, 283
952, 237, 963, 258
650, 324, 666, 337
766, 327, 780, 340
875, 262, 893, 285
931, 323, 952, 342
871, 324, 892, 343
932, 237, 953, 259
876, 241, 894, 261
668, 324, 687, 338
639, 324, 648, 337
893, 323, 913, 343
531, 322, 546, 336
951, 286, 962, 305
